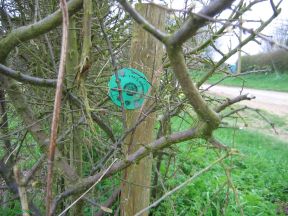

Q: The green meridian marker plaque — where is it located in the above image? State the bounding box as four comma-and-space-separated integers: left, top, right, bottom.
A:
108, 68, 151, 110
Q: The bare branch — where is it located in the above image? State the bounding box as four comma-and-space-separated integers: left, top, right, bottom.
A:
222, 106, 248, 118
208, 137, 229, 149
135, 152, 233, 216
0, 0, 83, 61
0, 64, 115, 142
215, 94, 255, 113
117, 1, 168, 43
23, 117, 84, 186
189, 0, 261, 55
0, 76, 78, 181
90, 104, 157, 175
67, 92, 116, 142
97, 10, 127, 130
249, 108, 278, 134
269, 0, 277, 15
46, 0, 69, 214
244, 26, 288, 51
201, 70, 271, 93
57, 159, 118, 216
0, 64, 56, 87
197, 11, 280, 87
51, 126, 200, 211
168, 0, 235, 45
0, 158, 41, 215
167, 46, 220, 128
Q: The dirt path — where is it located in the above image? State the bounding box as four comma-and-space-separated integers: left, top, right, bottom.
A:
202, 85, 288, 117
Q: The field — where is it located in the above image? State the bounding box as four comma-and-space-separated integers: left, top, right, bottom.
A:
206, 72, 288, 92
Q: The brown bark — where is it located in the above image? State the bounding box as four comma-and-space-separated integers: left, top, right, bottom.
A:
46, 0, 69, 214
120, 3, 166, 216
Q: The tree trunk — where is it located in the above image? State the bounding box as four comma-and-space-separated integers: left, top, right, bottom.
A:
120, 3, 166, 216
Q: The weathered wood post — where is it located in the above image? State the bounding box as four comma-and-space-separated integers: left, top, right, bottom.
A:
120, 3, 166, 216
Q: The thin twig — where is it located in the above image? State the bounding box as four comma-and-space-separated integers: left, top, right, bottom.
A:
117, 0, 168, 43
58, 158, 118, 216
188, 2, 287, 51
97, 10, 127, 130
249, 108, 278, 134
197, 11, 280, 87
168, 0, 235, 45
90, 103, 156, 174
201, 69, 271, 93
135, 152, 234, 216
222, 106, 248, 118
51, 125, 199, 210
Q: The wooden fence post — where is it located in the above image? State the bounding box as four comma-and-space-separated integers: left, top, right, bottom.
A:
120, 3, 166, 216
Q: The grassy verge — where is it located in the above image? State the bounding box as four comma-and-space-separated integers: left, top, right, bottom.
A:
206, 72, 288, 92
152, 115, 288, 216
214, 128, 288, 215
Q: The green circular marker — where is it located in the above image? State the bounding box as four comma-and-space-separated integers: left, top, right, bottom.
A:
108, 68, 151, 110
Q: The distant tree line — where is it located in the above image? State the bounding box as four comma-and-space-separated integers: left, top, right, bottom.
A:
238, 19, 288, 73
239, 49, 288, 73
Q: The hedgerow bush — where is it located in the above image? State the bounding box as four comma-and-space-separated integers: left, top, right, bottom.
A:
239, 49, 288, 72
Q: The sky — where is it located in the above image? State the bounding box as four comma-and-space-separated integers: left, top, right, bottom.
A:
144, 0, 288, 64
216, 0, 288, 63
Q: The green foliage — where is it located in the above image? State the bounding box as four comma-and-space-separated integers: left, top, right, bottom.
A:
208, 72, 288, 92
0, 202, 26, 216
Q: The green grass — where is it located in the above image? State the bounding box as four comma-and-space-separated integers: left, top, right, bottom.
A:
214, 128, 288, 215
206, 72, 288, 92
152, 115, 288, 216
